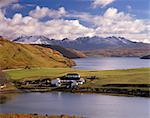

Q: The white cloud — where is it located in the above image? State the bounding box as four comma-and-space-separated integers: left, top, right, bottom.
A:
93, 8, 146, 34
0, 9, 94, 40
69, 7, 149, 42
92, 0, 115, 8
29, 6, 67, 19
27, 6, 150, 40
0, 0, 18, 8
0, 6, 149, 43
43, 19, 95, 39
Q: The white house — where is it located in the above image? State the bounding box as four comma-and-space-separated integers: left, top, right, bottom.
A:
51, 73, 85, 87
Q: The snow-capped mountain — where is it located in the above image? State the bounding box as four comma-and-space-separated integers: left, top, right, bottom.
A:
13, 36, 53, 44
13, 35, 149, 50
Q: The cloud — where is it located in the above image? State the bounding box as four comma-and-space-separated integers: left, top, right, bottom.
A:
0, 9, 94, 40
69, 7, 149, 42
0, 6, 149, 43
29, 6, 67, 19
93, 8, 146, 34
92, 0, 115, 8
0, 0, 18, 8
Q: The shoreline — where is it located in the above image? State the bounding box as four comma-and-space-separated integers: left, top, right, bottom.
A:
1, 86, 149, 98
0, 114, 83, 118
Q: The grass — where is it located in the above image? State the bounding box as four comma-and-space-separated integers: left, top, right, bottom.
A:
4, 68, 150, 86
4, 68, 75, 80
0, 37, 75, 70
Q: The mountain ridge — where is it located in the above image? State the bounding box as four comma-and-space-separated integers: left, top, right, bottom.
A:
13, 35, 149, 50
13, 35, 150, 57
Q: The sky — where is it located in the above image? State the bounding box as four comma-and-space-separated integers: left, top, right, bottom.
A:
0, 0, 149, 43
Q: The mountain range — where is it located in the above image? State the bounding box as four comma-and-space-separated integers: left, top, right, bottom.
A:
13, 36, 149, 50
13, 35, 150, 57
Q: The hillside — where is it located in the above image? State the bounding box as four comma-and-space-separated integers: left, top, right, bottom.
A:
36, 44, 86, 59
0, 37, 75, 70
83, 48, 150, 57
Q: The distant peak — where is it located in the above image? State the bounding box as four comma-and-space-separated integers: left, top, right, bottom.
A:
62, 38, 69, 41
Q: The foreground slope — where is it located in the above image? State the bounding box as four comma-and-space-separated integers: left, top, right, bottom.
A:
0, 37, 75, 69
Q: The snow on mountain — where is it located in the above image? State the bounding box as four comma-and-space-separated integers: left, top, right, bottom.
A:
13, 36, 53, 44
13, 35, 149, 50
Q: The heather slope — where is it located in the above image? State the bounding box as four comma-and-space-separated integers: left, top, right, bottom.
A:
0, 37, 75, 69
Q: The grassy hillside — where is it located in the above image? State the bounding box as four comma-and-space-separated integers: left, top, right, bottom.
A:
5, 68, 150, 86
37, 44, 86, 59
0, 37, 75, 69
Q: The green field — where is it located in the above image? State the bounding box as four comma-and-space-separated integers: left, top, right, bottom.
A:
4, 68, 150, 86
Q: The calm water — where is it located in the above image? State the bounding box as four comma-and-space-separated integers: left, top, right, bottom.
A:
0, 92, 149, 118
73, 57, 150, 70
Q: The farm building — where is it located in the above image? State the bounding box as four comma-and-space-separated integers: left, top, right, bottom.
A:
51, 73, 85, 87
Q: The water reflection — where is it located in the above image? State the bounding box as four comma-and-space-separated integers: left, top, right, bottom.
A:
0, 94, 17, 104
0, 92, 149, 118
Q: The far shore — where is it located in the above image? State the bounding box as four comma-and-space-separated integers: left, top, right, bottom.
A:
0, 114, 83, 118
